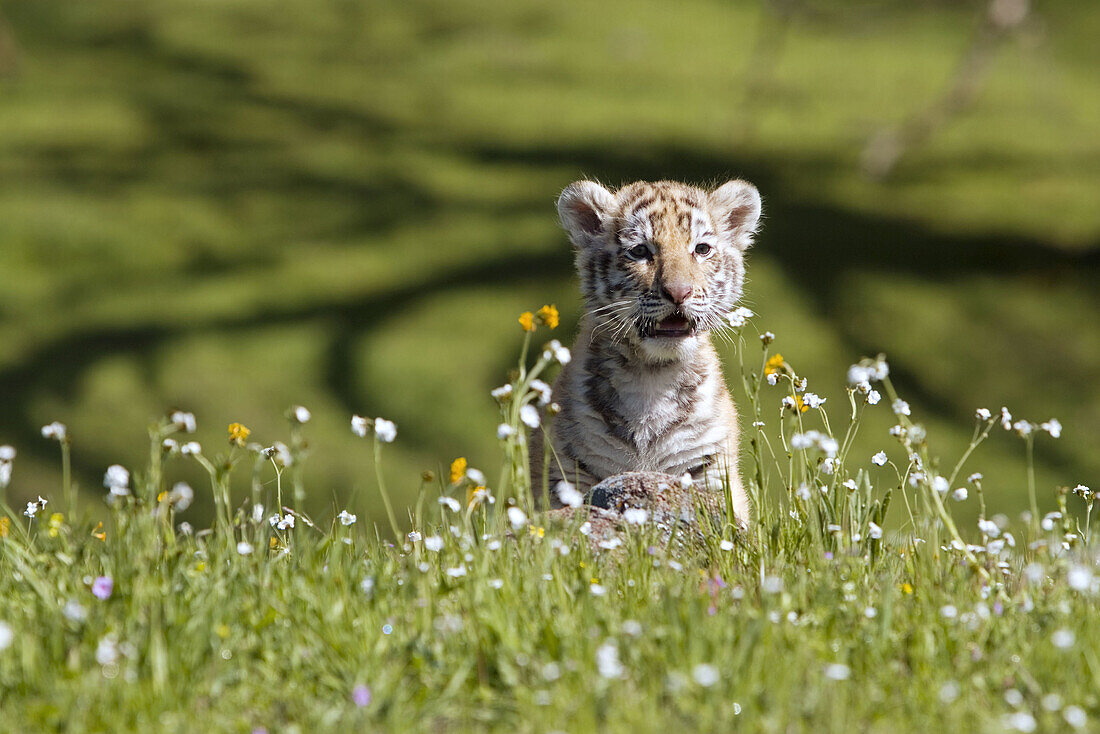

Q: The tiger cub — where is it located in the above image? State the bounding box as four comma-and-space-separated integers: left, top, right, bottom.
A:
532, 179, 762, 526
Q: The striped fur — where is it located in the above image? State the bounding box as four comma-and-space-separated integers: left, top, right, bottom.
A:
532, 180, 762, 526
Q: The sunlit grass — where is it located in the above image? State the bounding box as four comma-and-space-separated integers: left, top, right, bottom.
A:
0, 310, 1094, 733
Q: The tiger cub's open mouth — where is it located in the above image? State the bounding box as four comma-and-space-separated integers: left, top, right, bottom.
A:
648, 313, 696, 338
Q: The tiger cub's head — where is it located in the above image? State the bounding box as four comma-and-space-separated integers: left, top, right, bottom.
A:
557, 179, 762, 362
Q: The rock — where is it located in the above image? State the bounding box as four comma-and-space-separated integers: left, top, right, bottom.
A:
543, 471, 736, 554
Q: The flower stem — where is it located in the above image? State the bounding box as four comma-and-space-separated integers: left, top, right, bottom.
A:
373, 436, 402, 541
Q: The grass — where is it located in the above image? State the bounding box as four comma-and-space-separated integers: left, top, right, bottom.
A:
1, 311, 1095, 732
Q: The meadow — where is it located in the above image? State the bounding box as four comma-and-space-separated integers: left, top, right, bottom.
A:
1, 312, 1096, 732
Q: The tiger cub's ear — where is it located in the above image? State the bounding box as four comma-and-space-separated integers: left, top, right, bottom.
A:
708, 180, 762, 251
557, 181, 615, 247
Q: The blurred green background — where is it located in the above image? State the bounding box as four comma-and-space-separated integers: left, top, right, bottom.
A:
1, 0, 1097, 527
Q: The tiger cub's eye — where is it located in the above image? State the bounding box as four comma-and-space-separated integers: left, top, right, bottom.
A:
694, 243, 713, 256
627, 244, 650, 260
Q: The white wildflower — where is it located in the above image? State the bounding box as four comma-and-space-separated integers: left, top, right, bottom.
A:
292, 406, 311, 424
62, 600, 87, 623
727, 306, 754, 327
544, 340, 571, 365
180, 441, 202, 456
351, 415, 369, 437
236, 541, 253, 555
466, 467, 487, 485
596, 642, 624, 679
760, 331, 775, 344
269, 513, 295, 531
598, 538, 623, 550
529, 379, 552, 406
103, 464, 130, 496
491, 384, 514, 402
507, 506, 527, 530
1040, 419, 1062, 438
847, 364, 872, 385
497, 423, 516, 440
24, 497, 48, 518
1003, 712, 1036, 733
868, 521, 883, 539
1064, 706, 1087, 729
445, 565, 467, 578
940, 604, 958, 619
167, 482, 193, 511
41, 422, 68, 441
1052, 629, 1075, 649
623, 508, 648, 525
870, 358, 889, 380
975, 408, 992, 420
556, 481, 583, 508
170, 411, 197, 433
438, 496, 461, 513
338, 510, 357, 526
802, 392, 826, 409
251, 504, 265, 524
1067, 565, 1092, 592
951, 487, 968, 502
823, 663, 850, 681
866, 390, 881, 405
871, 451, 887, 466
1012, 420, 1032, 437
891, 399, 910, 416
720, 539, 735, 551
766, 373, 778, 386
932, 476, 949, 496
95, 636, 120, 666
0, 445, 14, 462
968, 472, 983, 483
693, 664, 719, 687
590, 584, 607, 596
374, 418, 397, 443
520, 404, 540, 429
1000, 407, 1013, 430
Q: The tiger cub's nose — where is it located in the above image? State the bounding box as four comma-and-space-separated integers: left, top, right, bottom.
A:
661, 282, 694, 305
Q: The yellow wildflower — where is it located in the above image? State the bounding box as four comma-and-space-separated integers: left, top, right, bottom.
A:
450, 457, 468, 484
900, 582, 914, 595
528, 525, 545, 538
228, 422, 251, 447
795, 394, 808, 413
48, 513, 64, 538
0, 517, 9, 538
518, 311, 535, 332
467, 485, 488, 507
536, 304, 560, 329
157, 491, 167, 503
764, 354, 785, 376
216, 624, 230, 639
91, 522, 106, 541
